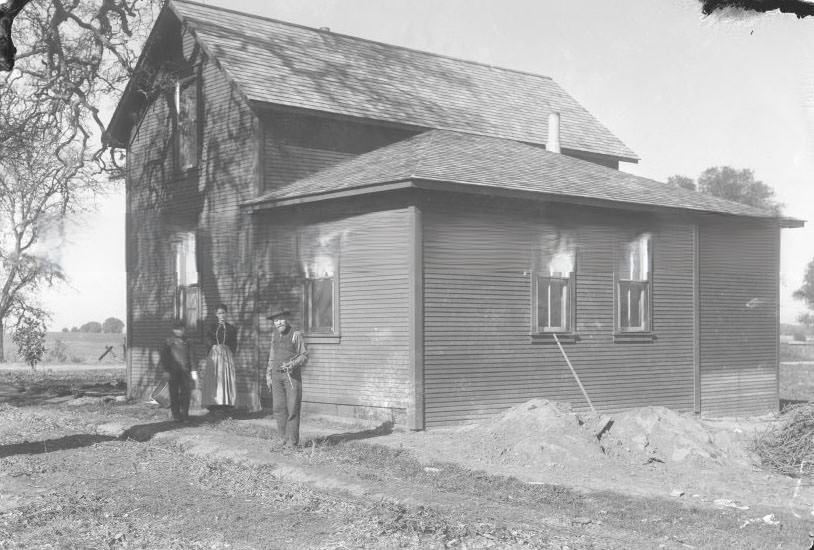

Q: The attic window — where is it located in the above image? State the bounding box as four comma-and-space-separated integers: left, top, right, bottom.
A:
175, 77, 198, 171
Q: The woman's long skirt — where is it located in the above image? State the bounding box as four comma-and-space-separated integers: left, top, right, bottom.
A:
201, 344, 237, 407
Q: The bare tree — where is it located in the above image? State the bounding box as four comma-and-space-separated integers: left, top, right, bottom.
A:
0, 0, 32, 71
3, 0, 158, 173
0, 0, 158, 360
0, 92, 104, 361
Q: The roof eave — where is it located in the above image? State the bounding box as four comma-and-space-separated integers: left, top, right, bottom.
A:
248, 100, 639, 164
780, 217, 806, 229
105, 4, 180, 148
243, 177, 783, 222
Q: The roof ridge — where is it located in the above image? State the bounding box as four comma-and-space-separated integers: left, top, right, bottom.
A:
171, 0, 554, 82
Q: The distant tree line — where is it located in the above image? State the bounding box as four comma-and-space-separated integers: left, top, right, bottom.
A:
61, 317, 124, 334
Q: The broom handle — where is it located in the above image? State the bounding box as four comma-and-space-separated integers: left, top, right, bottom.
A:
552, 333, 596, 414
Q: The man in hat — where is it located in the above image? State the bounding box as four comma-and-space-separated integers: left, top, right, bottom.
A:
160, 320, 196, 422
266, 308, 308, 446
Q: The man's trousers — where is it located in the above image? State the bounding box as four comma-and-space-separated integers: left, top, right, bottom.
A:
270, 371, 302, 446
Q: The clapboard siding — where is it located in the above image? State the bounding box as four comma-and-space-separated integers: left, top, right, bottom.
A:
261, 110, 417, 193
422, 200, 696, 426
126, 22, 260, 406
699, 218, 779, 416
698, 219, 779, 414
257, 207, 411, 413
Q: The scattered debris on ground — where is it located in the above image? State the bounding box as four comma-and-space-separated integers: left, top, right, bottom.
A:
752, 403, 814, 477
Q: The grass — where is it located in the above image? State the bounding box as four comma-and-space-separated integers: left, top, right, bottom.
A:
781, 341, 814, 362
0, 368, 126, 408
2, 332, 125, 365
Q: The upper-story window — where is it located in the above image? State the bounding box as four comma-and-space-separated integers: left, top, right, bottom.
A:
617, 233, 652, 332
532, 236, 576, 334
175, 77, 198, 171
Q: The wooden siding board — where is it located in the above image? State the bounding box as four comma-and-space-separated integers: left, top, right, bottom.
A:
126, 28, 261, 407
699, 219, 780, 416
422, 202, 696, 425
258, 208, 412, 412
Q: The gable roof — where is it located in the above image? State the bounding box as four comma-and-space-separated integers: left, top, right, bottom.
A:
245, 129, 788, 221
165, 0, 637, 162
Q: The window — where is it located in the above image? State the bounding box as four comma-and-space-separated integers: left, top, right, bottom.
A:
304, 275, 335, 333
617, 233, 652, 332
172, 232, 200, 331
175, 77, 198, 171
531, 239, 576, 334
300, 233, 340, 338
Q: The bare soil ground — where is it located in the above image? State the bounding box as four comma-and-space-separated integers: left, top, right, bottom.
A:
1, 365, 814, 548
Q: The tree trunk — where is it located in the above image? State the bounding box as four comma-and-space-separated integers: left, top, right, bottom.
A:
0, 316, 5, 363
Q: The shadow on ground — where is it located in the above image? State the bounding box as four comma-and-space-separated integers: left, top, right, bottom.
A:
312, 421, 394, 446
0, 434, 119, 459
781, 398, 809, 410
121, 407, 275, 442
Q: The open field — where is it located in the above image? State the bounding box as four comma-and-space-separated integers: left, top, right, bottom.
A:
1, 332, 125, 365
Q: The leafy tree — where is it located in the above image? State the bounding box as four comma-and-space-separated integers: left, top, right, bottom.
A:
665, 166, 781, 214
70, 326, 79, 332
102, 316, 124, 334
11, 308, 47, 368
698, 167, 782, 213
793, 259, 814, 308
793, 259, 814, 320
667, 175, 696, 191
80, 321, 102, 333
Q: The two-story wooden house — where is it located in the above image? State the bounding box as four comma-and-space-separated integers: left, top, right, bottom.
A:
106, 0, 802, 429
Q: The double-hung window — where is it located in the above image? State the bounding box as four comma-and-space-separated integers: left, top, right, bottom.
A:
532, 242, 576, 334
617, 233, 652, 332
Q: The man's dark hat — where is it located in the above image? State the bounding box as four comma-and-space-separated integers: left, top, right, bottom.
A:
267, 308, 290, 320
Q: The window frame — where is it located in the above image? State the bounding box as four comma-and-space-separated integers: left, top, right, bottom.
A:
614, 234, 654, 339
174, 75, 199, 172
530, 269, 577, 337
171, 231, 201, 333
302, 265, 341, 343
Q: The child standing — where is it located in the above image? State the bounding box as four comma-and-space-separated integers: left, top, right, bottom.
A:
160, 320, 196, 422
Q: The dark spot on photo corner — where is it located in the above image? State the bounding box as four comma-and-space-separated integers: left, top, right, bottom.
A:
698, 0, 814, 18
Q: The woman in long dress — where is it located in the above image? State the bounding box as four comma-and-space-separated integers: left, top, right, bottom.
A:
201, 303, 238, 410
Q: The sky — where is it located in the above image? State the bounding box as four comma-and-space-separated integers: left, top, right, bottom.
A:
41, 0, 814, 329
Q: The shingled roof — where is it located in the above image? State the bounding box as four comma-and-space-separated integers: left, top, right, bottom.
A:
167, 0, 637, 162
245, 130, 782, 220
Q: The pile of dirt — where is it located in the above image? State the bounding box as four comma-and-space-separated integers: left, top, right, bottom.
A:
451, 399, 752, 472
601, 406, 723, 464
453, 399, 607, 467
